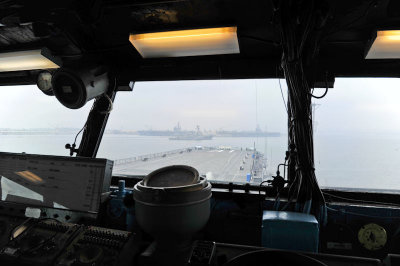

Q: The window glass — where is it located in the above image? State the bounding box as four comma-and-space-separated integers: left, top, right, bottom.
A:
0, 85, 90, 156
98, 79, 288, 183
314, 78, 400, 191
4, 79, 396, 190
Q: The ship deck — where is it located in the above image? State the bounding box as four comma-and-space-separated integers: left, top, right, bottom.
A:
113, 148, 260, 182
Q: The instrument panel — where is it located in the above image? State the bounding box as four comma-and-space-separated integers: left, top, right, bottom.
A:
56, 226, 132, 265
0, 216, 135, 266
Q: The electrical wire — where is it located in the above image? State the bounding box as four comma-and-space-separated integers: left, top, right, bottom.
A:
310, 73, 329, 99
99, 76, 116, 115
310, 87, 328, 99
259, 180, 271, 195
74, 98, 97, 155
277, 163, 288, 175
277, 74, 288, 114
99, 93, 114, 114
105, 94, 113, 113
278, 0, 327, 225
72, 124, 86, 147
239, 35, 280, 45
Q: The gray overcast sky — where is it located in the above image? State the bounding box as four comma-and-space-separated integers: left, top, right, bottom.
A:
109, 79, 288, 132
1, 78, 400, 134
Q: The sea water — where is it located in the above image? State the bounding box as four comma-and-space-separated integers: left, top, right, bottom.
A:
0, 133, 399, 192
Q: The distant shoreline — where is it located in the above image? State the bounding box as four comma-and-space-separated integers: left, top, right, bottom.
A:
0, 132, 284, 137
0, 129, 282, 137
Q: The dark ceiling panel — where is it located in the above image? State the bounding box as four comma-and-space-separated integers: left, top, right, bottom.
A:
0, 25, 40, 47
0, 0, 399, 83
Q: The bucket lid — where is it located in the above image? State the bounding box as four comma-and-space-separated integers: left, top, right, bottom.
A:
143, 165, 199, 187
133, 179, 211, 205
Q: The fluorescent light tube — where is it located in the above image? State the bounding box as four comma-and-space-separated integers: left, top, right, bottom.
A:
366, 30, 400, 59
129, 27, 240, 58
0, 48, 60, 72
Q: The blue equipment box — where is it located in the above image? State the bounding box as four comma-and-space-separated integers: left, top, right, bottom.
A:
262, 211, 319, 253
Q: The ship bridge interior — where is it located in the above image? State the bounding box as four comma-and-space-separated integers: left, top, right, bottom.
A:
0, 0, 400, 265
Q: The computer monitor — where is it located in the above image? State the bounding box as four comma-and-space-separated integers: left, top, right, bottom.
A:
0, 152, 113, 213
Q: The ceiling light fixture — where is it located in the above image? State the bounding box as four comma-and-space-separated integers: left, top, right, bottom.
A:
129, 26, 240, 58
366, 30, 400, 59
0, 48, 60, 72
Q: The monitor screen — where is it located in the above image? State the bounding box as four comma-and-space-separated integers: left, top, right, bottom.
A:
0, 152, 113, 213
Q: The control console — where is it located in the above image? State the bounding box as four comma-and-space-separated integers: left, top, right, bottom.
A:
56, 226, 132, 265
0, 219, 79, 265
0, 216, 136, 266
0, 215, 26, 251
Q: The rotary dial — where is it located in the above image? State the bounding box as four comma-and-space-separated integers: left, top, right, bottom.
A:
358, 223, 387, 251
